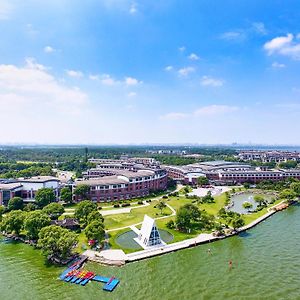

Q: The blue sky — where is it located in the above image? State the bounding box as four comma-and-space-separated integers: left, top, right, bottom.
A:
0, 0, 300, 145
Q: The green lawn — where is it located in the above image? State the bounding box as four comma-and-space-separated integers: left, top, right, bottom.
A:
166, 191, 227, 215
104, 202, 172, 230
74, 231, 88, 253
242, 199, 282, 225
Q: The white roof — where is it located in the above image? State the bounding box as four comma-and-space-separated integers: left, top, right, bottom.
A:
139, 215, 156, 240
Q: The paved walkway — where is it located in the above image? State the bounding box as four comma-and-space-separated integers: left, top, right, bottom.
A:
126, 233, 217, 262
189, 186, 232, 197
101, 201, 150, 216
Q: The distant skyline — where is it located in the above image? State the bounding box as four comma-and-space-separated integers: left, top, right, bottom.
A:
1, 1, 300, 144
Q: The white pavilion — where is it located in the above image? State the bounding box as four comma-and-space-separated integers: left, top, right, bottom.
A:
133, 215, 165, 249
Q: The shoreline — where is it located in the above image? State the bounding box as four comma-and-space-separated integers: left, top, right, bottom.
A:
84, 201, 289, 265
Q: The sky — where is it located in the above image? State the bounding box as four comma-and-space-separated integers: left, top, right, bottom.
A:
0, 0, 300, 145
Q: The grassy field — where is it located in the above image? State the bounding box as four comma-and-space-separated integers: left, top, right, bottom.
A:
242, 198, 282, 225
73, 186, 284, 254
104, 201, 172, 230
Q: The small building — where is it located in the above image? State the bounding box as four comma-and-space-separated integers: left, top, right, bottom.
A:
0, 182, 23, 206
134, 215, 165, 249
51, 218, 80, 230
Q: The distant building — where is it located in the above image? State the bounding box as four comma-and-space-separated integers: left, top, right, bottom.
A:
238, 150, 300, 163
164, 160, 300, 184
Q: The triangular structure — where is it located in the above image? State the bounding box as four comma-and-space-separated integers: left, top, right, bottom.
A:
134, 215, 165, 249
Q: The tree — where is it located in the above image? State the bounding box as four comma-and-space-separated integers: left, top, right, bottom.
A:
242, 201, 253, 211
201, 191, 215, 203
35, 188, 56, 208
84, 220, 105, 242
73, 184, 90, 200
290, 182, 300, 196
156, 201, 167, 215
74, 200, 98, 227
24, 203, 37, 212
243, 182, 251, 189
278, 160, 298, 169
197, 176, 209, 186
24, 210, 51, 240
175, 204, 201, 232
8, 197, 24, 211
231, 217, 245, 229
279, 189, 297, 202
0, 205, 5, 222
254, 195, 265, 206
43, 203, 65, 220
38, 225, 78, 261
60, 187, 73, 203
183, 186, 190, 194
0, 210, 25, 235
87, 210, 104, 224
166, 219, 175, 229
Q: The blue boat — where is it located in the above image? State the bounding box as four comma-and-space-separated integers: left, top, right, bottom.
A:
103, 279, 120, 292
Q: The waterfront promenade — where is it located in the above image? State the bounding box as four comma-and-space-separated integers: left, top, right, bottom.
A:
83, 201, 287, 265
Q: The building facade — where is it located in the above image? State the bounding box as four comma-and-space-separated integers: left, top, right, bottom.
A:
75, 163, 168, 202
164, 161, 300, 185
0, 176, 60, 206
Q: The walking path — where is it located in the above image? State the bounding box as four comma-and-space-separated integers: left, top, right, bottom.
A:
106, 202, 176, 233
101, 201, 150, 216
84, 200, 289, 265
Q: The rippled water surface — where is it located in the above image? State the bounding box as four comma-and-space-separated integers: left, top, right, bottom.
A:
1, 205, 300, 300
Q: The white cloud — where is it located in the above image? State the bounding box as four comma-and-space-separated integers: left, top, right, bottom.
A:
263, 33, 300, 60
178, 46, 186, 52
220, 31, 246, 41
178, 67, 195, 77
127, 91, 137, 97
44, 46, 55, 53
252, 22, 267, 35
160, 112, 188, 120
66, 70, 84, 78
125, 76, 141, 86
0, 1, 12, 20
89, 74, 141, 86
271, 62, 286, 68
101, 74, 118, 85
161, 105, 238, 121
200, 76, 224, 87
89, 74, 99, 81
25, 57, 48, 71
164, 65, 173, 71
194, 105, 238, 116
129, 3, 137, 14
0, 59, 88, 116
188, 53, 199, 61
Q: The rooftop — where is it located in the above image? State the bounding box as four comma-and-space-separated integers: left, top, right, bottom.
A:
17, 176, 60, 183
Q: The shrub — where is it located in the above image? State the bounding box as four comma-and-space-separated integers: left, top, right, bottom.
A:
137, 201, 143, 205
166, 220, 175, 229
113, 204, 120, 208
162, 195, 168, 199
121, 203, 130, 207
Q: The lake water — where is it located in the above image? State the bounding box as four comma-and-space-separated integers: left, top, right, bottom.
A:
1, 205, 300, 300
229, 192, 273, 214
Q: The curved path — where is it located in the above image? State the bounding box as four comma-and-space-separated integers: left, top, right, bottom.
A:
106, 203, 176, 233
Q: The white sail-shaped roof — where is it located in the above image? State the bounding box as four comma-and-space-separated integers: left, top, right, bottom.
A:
134, 215, 164, 249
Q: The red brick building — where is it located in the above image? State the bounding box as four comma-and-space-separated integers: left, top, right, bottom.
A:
75, 169, 168, 202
